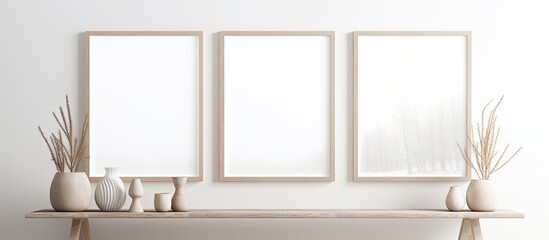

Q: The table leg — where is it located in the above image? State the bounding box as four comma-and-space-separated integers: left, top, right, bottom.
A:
69, 218, 92, 240
458, 218, 483, 240
81, 219, 92, 240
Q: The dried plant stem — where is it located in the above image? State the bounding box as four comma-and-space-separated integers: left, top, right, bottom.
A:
38, 95, 88, 172
38, 127, 64, 172
458, 96, 522, 180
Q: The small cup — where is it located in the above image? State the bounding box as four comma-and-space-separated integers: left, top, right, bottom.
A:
154, 193, 172, 212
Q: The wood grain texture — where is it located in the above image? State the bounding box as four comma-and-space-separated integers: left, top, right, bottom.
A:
26, 209, 524, 219
459, 219, 474, 240
68, 218, 91, 240
459, 218, 483, 240
470, 219, 483, 240
69, 219, 82, 240
80, 219, 92, 240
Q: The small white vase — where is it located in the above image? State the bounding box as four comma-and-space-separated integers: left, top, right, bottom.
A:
155, 193, 172, 212
128, 178, 144, 213
466, 180, 498, 212
95, 167, 126, 211
445, 186, 465, 211
171, 177, 189, 212
50, 172, 91, 211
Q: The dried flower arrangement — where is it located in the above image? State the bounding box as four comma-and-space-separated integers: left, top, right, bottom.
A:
458, 96, 522, 180
38, 95, 89, 172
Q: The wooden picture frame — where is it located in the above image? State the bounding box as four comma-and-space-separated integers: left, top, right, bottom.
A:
86, 31, 203, 182
353, 31, 471, 181
220, 31, 335, 182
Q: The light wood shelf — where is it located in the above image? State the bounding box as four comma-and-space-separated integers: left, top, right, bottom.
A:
26, 209, 524, 219
25, 209, 524, 240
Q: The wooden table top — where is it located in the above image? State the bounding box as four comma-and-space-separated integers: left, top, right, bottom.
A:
26, 209, 525, 219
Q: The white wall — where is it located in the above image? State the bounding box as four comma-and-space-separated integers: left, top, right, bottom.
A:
1, 0, 547, 239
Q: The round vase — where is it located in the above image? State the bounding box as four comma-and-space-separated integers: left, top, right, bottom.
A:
466, 180, 498, 212
171, 177, 189, 212
445, 186, 465, 211
95, 167, 126, 211
50, 172, 91, 211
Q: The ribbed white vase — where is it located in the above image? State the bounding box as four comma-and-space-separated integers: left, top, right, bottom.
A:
95, 167, 126, 211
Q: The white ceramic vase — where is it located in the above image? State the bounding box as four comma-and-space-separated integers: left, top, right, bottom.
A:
128, 178, 144, 213
155, 193, 172, 212
445, 186, 465, 211
171, 177, 189, 212
50, 172, 91, 211
95, 167, 126, 211
466, 180, 498, 212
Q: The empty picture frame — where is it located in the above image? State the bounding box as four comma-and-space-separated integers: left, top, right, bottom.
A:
86, 31, 203, 182
354, 31, 471, 181
220, 31, 335, 182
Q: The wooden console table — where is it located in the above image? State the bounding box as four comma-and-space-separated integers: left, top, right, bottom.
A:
26, 209, 524, 240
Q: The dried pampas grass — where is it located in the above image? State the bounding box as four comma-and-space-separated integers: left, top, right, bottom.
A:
458, 96, 522, 180
39, 95, 89, 172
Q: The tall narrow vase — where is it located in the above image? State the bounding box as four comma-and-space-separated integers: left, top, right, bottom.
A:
128, 178, 144, 213
171, 177, 189, 212
95, 167, 126, 211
